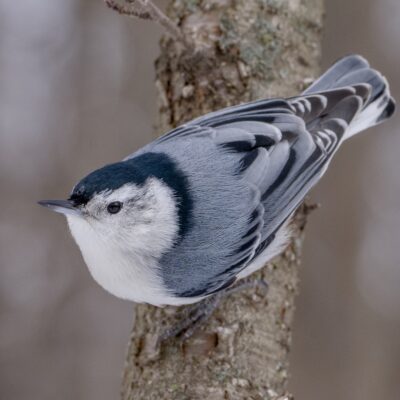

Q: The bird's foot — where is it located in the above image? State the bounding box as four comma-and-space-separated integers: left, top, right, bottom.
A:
158, 278, 268, 344
224, 277, 268, 296
158, 293, 222, 344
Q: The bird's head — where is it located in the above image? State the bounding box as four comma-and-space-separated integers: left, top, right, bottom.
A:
38, 154, 189, 258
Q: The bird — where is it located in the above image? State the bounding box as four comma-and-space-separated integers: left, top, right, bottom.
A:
39, 55, 395, 308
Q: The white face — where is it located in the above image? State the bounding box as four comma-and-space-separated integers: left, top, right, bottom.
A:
68, 178, 179, 258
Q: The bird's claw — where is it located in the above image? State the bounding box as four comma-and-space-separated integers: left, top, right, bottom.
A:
158, 278, 269, 344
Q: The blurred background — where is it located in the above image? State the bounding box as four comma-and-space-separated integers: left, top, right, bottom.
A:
0, 0, 398, 399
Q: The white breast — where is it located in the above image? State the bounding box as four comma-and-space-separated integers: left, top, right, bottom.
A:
67, 215, 209, 306
67, 214, 170, 305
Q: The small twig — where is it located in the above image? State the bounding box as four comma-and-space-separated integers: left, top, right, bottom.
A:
105, 0, 186, 44
142, 0, 183, 40
105, 0, 152, 19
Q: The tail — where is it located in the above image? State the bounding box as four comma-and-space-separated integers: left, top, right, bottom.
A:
303, 54, 395, 140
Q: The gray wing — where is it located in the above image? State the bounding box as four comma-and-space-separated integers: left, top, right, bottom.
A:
144, 87, 369, 297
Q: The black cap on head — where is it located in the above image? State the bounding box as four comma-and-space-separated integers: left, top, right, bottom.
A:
68, 152, 193, 236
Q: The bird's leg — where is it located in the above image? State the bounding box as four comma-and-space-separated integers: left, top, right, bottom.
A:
158, 278, 268, 343
225, 277, 268, 295
158, 293, 222, 343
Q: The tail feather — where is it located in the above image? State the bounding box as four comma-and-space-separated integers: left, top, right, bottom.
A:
303, 55, 369, 94
304, 55, 395, 140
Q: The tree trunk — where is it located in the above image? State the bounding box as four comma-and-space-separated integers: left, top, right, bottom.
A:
120, 1, 324, 399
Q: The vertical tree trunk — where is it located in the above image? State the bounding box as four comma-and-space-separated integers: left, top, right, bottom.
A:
121, 1, 324, 399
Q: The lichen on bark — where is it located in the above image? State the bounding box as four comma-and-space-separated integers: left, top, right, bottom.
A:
120, 1, 324, 399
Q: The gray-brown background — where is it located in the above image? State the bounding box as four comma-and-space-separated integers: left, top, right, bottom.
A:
1, 1, 399, 399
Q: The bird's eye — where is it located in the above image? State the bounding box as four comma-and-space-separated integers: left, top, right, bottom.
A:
107, 201, 122, 214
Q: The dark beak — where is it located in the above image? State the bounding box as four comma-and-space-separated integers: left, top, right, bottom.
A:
38, 199, 82, 217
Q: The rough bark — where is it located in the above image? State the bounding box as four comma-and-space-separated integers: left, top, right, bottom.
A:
120, 1, 324, 399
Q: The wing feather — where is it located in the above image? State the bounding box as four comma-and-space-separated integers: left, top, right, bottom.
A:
150, 84, 371, 296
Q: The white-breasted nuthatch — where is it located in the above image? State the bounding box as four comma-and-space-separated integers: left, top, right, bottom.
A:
39, 55, 395, 307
